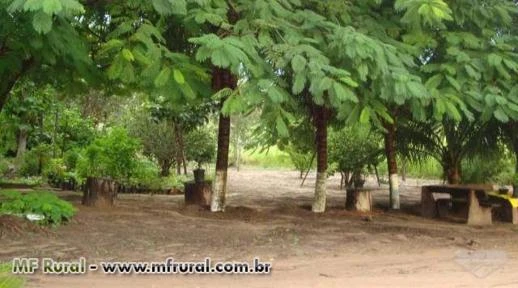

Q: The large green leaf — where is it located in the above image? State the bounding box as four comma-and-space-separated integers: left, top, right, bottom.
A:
32, 11, 53, 34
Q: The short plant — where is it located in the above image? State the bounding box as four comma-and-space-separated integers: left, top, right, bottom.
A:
0, 262, 24, 288
0, 190, 76, 226
185, 128, 216, 168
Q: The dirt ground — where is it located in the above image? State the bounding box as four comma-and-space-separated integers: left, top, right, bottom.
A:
2, 169, 518, 287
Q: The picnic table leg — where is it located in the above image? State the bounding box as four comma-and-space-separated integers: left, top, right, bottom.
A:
511, 205, 518, 225
421, 187, 437, 218
467, 190, 492, 226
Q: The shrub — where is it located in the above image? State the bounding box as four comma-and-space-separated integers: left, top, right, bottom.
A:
328, 125, 383, 187
76, 127, 141, 183
461, 148, 515, 184
130, 157, 161, 188
63, 149, 80, 171
0, 156, 11, 177
0, 190, 76, 226
185, 128, 216, 168
43, 158, 67, 187
285, 145, 314, 178
17, 144, 52, 177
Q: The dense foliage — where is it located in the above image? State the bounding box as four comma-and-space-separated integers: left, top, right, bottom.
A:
185, 127, 216, 169
329, 126, 383, 188
0, 190, 76, 226
1, 0, 518, 213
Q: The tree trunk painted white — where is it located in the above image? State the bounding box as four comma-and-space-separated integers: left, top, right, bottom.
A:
312, 172, 327, 213
389, 173, 400, 210
211, 170, 227, 212
312, 104, 328, 213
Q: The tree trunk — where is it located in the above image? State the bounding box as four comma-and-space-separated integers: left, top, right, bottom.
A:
173, 123, 183, 175
160, 161, 171, 177
82, 177, 118, 208
446, 162, 461, 185
53, 109, 59, 158
384, 121, 400, 210
0, 59, 33, 113
210, 67, 236, 212
16, 128, 28, 159
312, 105, 328, 213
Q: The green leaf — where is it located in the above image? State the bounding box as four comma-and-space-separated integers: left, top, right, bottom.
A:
171, 0, 187, 15
445, 75, 461, 91
211, 49, 231, 68
339, 77, 359, 88
488, 53, 503, 67
494, 108, 509, 122
121, 49, 135, 62
173, 69, 185, 84
464, 64, 480, 80
42, 0, 63, 14
332, 82, 358, 103
267, 86, 286, 103
32, 11, 53, 34
154, 67, 171, 87
445, 102, 461, 121
359, 107, 371, 124
292, 73, 306, 95
425, 74, 443, 90
7, 0, 26, 12
276, 117, 289, 137
291, 55, 307, 73
357, 63, 369, 81
151, 0, 186, 15
23, 0, 43, 11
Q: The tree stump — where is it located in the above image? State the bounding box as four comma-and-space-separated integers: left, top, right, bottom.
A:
82, 177, 118, 208
346, 188, 372, 212
184, 181, 212, 207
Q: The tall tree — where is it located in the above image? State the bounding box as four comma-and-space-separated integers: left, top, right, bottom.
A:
1, 0, 92, 112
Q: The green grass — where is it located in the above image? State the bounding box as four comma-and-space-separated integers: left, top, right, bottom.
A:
0, 263, 24, 288
240, 146, 293, 169
403, 158, 443, 179
375, 157, 443, 180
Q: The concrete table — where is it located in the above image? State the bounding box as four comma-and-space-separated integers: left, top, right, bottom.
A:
421, 185, 494, 225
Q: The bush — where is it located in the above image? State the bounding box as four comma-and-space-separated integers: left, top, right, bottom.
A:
63, 149, 80, 171
185, 128, 216, 168
76, 127, 141, 183
329, 125, 383, 187
43, 158, 66, 186
17, 144, 52, 177
0, 156, 11, 177
0, 190, 76, 226
130, 157, 161, 188
461, 148, 515, 184
285, 144, 314, 178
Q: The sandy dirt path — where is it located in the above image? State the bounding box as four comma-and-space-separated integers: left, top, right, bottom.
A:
28, 250, 518, 288
2, 168, 518, 287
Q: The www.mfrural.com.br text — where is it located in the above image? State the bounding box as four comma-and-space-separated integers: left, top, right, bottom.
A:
9, 257, 272, 275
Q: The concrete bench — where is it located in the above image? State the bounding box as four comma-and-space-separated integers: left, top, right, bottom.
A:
421, 185, 494, 225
